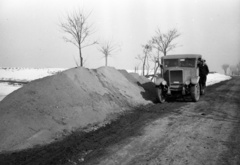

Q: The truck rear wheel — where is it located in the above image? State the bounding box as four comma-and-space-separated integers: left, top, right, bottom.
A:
191, 83, 200, 102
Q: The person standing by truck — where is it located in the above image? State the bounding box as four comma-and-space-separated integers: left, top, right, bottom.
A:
198, 59, 209, 90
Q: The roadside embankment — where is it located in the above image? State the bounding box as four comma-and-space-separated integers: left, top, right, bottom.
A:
0, 67, 156, 153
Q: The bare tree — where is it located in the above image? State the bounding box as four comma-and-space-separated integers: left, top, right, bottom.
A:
98, 41, 119, 66
222, 64, 229, 75
150, 55, 161, 81
60, 10, 98, 67
150, 28, 180, 79
237, 61, 240, 75
146, 59, 151, 75
136, 54, 145, 75
134, 66, 139, 73
229, 65, 237, 76
151, 28, 181, 56
136, 44, 152, 76
150, 49, 162, 80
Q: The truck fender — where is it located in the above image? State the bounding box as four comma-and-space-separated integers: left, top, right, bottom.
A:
191, 76, 200, 85
155, 77, 166, 86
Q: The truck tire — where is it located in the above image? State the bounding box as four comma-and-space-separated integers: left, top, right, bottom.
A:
157, 87, 165, 103
191, 83, 200, 102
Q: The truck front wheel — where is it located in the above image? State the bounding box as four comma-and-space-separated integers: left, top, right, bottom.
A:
157, 87, 165, 103
191, 83, 200, 102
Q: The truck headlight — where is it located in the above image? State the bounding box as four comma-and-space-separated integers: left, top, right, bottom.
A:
185, 80, 190, 85
162, 80, 167, 85
191, 77, 199, 85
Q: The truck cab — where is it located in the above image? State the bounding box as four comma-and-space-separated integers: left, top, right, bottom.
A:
155, 54, 204, 103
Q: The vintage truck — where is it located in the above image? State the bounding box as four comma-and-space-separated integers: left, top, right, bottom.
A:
155, 54, 205, 103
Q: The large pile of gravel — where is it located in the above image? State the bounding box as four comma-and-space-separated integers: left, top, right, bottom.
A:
0, 67, 156, 152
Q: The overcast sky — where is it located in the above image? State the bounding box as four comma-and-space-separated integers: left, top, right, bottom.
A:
0, 0, 240, 73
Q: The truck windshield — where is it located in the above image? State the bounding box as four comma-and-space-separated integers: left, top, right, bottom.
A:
179, 58, 196, 67
164, 58, 196, 67
164, 59, 179, 67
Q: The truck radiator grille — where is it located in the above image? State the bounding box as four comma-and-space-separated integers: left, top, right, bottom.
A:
170, 70, 183, 84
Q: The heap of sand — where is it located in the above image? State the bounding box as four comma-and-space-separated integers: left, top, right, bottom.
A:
0, 67, 156, 152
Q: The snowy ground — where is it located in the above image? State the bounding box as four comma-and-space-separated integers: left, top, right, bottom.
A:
0, 68, 67, 101
0, 67, 67, 82
0, 68, 232, 102
206, 72, 232, 86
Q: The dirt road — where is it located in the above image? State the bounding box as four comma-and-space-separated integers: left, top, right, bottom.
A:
0, 77, 239, 165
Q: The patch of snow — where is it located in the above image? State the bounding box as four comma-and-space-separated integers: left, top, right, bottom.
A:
0, 68, 67, 101
0, 67, 67, 82
0, 83, 22, 101
206, 73, 231, 86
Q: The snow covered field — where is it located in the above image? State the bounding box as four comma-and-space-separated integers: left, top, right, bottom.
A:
0, 68, 67, 101
0, 68, 232, 102
0, 68, 67, 82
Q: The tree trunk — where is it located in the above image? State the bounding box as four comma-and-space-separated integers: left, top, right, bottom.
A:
79, 47, 83, 67
105, 56, 108, 66
142, 53, 148, 76
163, 50, 167, 56
142, 61, 145, 76
224, 69, 227, 75
151, 65, 159, 81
